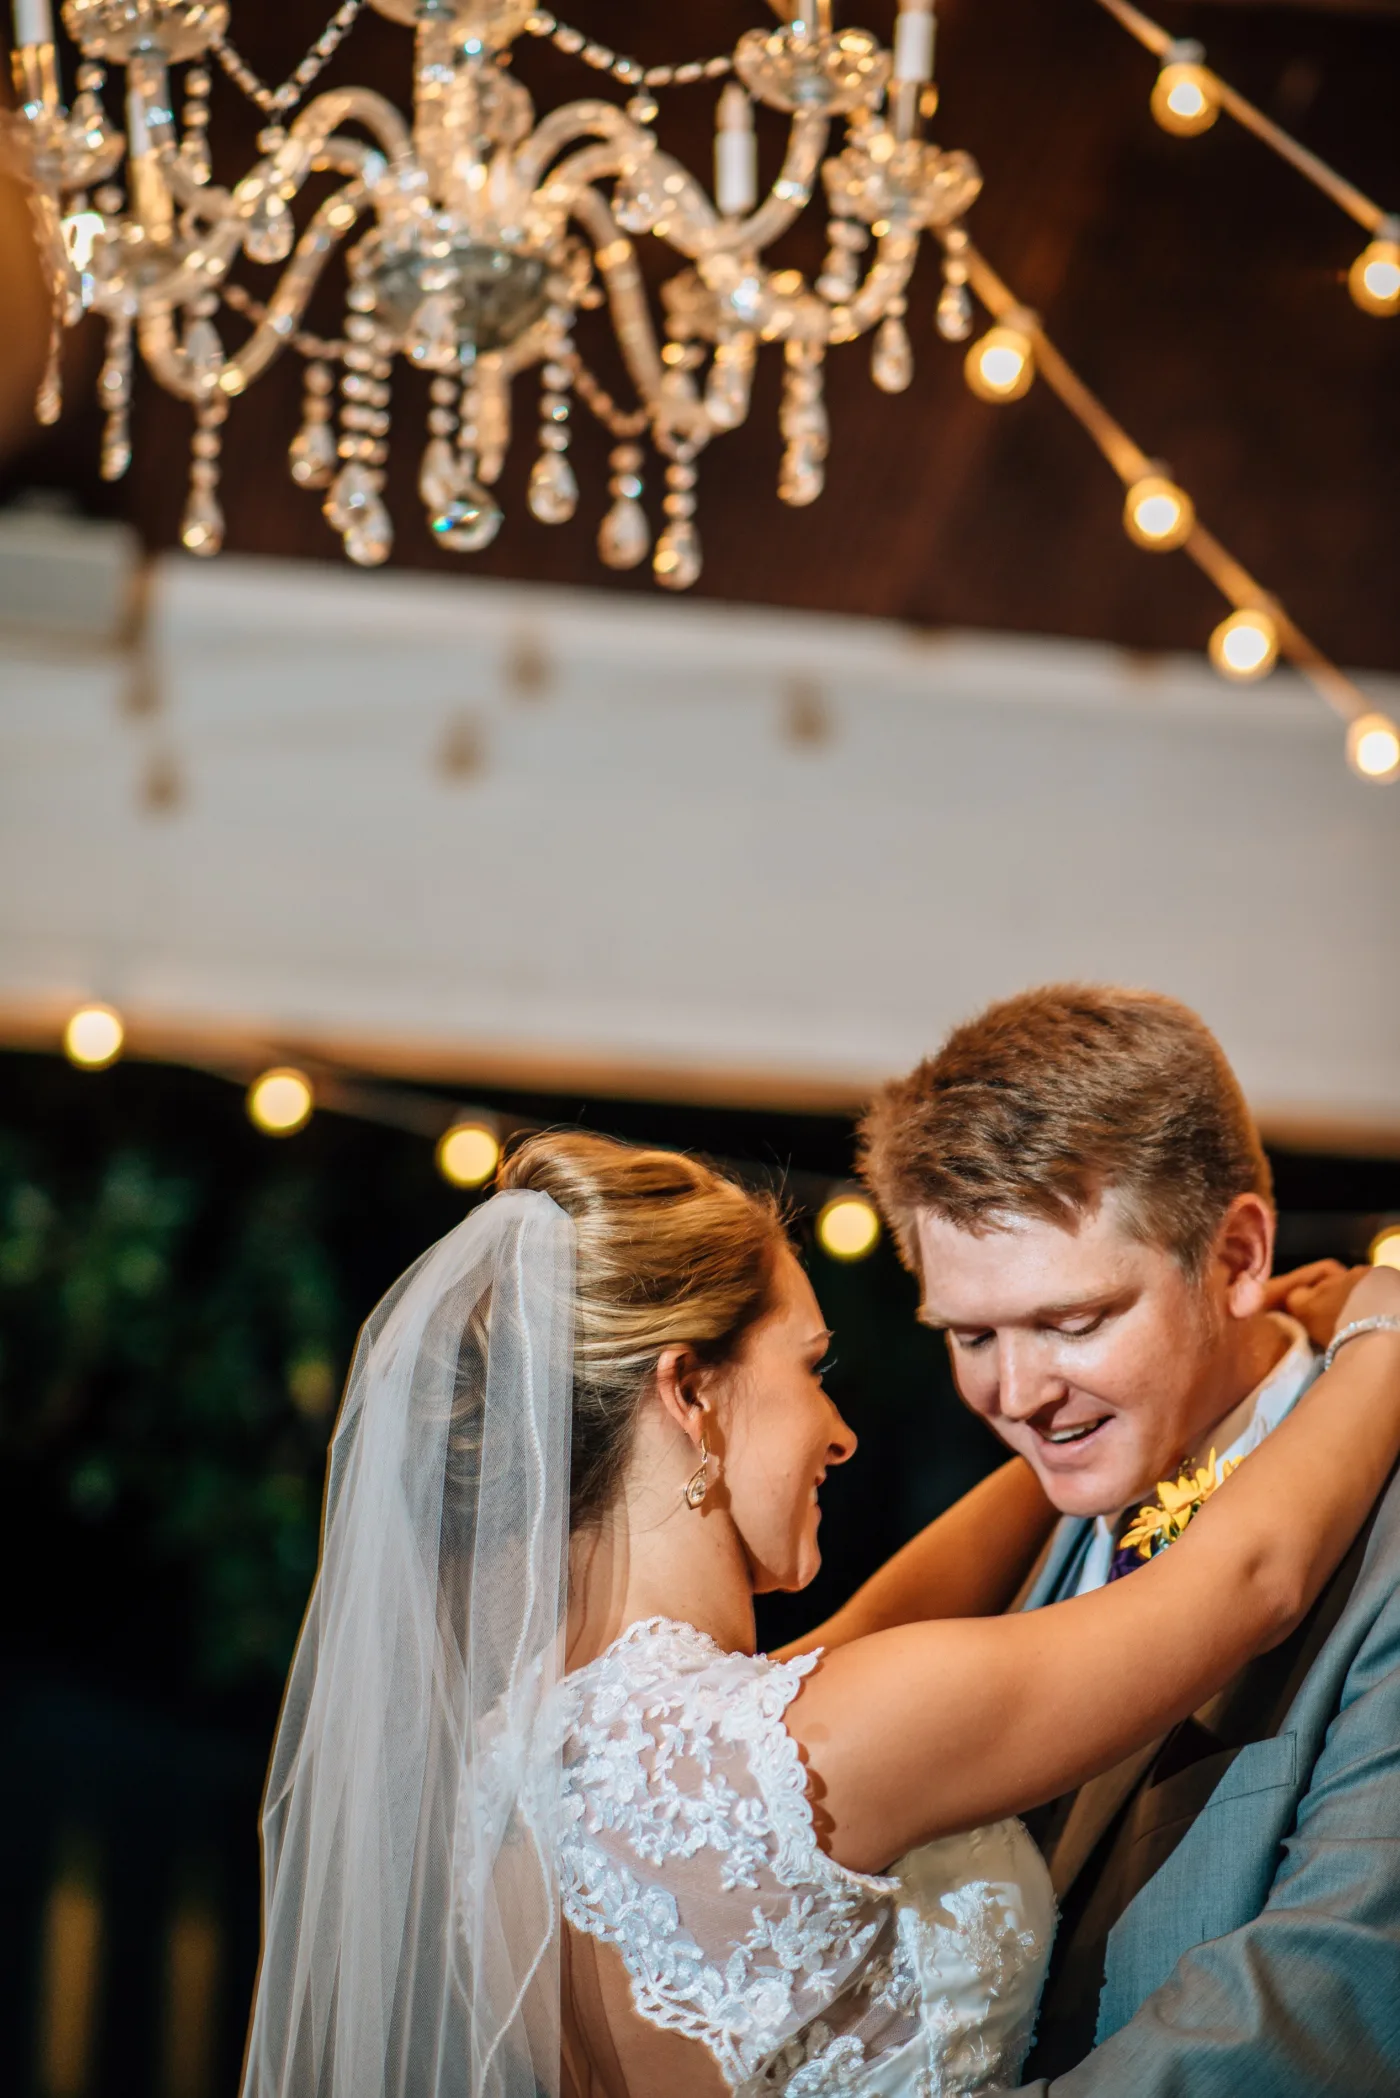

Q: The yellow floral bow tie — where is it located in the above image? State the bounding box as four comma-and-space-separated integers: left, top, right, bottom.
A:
1117, 1449, 1242, 1568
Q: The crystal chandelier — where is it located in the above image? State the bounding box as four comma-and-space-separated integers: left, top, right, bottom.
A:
7, 0, 981, 586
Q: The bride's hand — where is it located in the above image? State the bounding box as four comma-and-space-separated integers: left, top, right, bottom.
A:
1263, 1258, 1374, 1346
1333, 1261, 1400, 1333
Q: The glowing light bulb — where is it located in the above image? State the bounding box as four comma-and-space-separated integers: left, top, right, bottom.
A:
1123, 474, 1195, 551
1346, 712, 1400, 783
1208, 607, 1278, 682
64, 1002, 124, 1068
816, 1193, 881, 1263
248, 1067, 314, 1135
1349, 236, 1400, 317
964, 325, 1033, 402
1370, 1224, 1400, 1271
436, 1121, 501, 1189
1150, 59, 1218, 137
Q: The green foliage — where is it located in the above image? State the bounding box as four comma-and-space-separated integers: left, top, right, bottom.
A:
0, 1134, 350, 1689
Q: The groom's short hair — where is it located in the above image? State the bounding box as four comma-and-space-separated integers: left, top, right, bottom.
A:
858, 984, 1272, 1279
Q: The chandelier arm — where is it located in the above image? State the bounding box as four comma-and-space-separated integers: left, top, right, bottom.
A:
512, 99, 643, 196
285, 87, 413, 172
220, 178, 371, 394
707, 110, 829, 257
831, 226, 920, 340
568, 186, 667, 418
951, 232, 1372, 729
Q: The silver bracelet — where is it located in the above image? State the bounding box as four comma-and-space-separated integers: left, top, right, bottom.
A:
1321, 1315, 1400, 1375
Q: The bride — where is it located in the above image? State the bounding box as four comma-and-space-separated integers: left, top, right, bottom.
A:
240, 1132, 1400, 2098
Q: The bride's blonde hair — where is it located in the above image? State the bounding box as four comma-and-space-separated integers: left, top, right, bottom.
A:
498, 1131, 790, 1528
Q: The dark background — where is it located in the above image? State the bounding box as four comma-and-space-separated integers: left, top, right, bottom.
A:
1, 1047, 1396, 2097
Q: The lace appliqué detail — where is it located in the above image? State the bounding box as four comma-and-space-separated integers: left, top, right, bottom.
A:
548, 1617, 1054, 2097
553, 1619, 890, 2089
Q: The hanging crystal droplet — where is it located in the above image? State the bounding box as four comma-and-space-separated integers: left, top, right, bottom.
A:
324, 461, 375, 534
181, 486, 224, 557
183, 315, 223, 390
871, 316, 913, 394
936, 281, 974, 342
35, 323, 62, 426
69, 89, 120, 166
289, 419, 337, 488
528, 450, 578, 526
244, 190, 294, 266
778, 440, 824, 508
430, 485, 503, 553
653, 519, 701, 591
345, 495, 393, 567
598, 495, 650, 569
406, 294, 459, 371
418, 437, 459, 512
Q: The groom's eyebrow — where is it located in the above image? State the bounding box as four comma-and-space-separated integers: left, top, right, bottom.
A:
916, 1291, 1119, 1331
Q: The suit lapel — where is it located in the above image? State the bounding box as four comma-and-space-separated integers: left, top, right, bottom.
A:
1046, 1736, 1166, 1899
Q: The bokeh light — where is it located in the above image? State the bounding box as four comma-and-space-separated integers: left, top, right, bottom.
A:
1208, 607, 1279, 682
816, 1193, 882, 1263
64, 1003, 124, 1069
436, 1121, 501, 1189
247, 1068, 314, 1136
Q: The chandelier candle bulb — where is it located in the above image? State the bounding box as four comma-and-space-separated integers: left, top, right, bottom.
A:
714, 84, 757, 217
1209, 607, 1278, 681
892, 0, 936, 83
1123, 473, 1195, 550
964, 324, 1034, 401
13, 0, 52, 47
64, 1003, 124, 1070
1346, 712, 1400, 783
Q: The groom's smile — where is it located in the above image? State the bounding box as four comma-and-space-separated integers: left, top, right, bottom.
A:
911, 1195, 1280, 1520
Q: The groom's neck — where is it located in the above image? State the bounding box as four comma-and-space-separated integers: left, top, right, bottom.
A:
1182, 1308, 1292, 1468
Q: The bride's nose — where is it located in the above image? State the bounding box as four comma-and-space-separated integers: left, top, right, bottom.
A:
826, 1404, 857, 1465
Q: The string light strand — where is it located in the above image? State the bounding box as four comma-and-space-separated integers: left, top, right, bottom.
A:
1093, 0, 1394, 240
951, 234, 1377, 733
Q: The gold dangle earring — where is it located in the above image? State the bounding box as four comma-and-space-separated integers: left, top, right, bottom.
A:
683, 1434, 710, 1509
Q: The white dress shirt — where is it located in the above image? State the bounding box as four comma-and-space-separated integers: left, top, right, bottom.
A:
1070, 1313, 1319, 1597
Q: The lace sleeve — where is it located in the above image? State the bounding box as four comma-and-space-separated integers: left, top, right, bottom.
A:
552, 1619, 900, 2091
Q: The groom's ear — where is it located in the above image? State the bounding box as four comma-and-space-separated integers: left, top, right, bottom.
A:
1212, 1193, 1277, 1320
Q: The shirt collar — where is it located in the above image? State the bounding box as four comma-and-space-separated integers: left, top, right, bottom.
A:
1080, 1312, 1319, 1591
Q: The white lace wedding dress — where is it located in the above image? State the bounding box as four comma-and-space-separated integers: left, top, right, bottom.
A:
544, 1617, 1056, 2098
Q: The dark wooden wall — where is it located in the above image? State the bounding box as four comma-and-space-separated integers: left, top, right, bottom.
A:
3, 0, 1398, 667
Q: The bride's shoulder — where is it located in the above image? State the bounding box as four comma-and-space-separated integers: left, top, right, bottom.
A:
559, 1616, 820, 1744
551, 1616, 873, 1887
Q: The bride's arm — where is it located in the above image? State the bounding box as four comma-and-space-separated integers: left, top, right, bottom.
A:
787, 1266, 1400, 1873
777, 1458, 1056, 1660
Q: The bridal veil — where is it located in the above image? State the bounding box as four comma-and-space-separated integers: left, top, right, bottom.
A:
241, 1190, 575, 2098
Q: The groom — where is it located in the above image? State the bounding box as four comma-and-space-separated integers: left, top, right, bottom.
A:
859, 984, 1400, 2097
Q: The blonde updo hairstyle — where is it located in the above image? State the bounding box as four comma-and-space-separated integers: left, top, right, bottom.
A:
498, 1132, 792, 1530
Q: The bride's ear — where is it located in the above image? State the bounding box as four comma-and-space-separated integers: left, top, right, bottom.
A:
654, 1344, 708, 1449
1215, 1193, 1277, 1320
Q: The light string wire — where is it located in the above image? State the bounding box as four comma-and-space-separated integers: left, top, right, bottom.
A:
952, 235, 1371, 727
1093, 0, 1395, 238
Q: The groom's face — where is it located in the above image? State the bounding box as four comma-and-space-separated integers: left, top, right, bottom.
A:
915, 1197, 1232, 1518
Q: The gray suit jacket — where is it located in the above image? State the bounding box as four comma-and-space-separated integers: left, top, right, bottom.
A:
998, 1463, 1400, 2096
